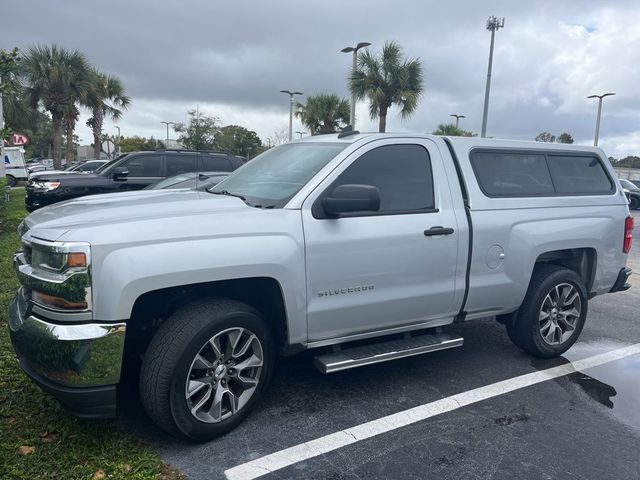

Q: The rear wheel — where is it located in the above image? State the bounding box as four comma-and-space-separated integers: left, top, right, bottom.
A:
507, 265, 587, 358
6, 175, 16, 187
140, 298, 274, 441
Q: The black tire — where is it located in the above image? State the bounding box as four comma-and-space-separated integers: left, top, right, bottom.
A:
630, 196, 639, 210
140, 298, 274, 441
508, 264, 587, 358
6, 175, 16, 187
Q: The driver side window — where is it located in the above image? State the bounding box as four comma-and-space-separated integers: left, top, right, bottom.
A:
331, 144, 435, 213
121, 155, 162, 177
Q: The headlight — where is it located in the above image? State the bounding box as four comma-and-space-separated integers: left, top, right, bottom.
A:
17, 240, 92, 313
33, 181, 61, 191
31, 248, 87, 272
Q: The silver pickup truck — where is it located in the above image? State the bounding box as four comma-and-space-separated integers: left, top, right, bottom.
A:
9, 132, 633, 441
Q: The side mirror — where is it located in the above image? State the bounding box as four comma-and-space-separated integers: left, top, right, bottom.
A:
112, 167, 129, 181
322, 184, 381, 217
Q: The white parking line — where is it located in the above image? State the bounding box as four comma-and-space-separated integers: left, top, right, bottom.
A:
225, 343, 640, 480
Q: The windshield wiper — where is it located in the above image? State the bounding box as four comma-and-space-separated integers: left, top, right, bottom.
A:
211, 190, 247, 201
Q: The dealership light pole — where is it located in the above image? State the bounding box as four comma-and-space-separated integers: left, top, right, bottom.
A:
481, 16, 505, 138
114, 126, 121, 155
341, 42, 371, 128
450, 114, 466, 128
587, 93, 615, 146
161, 121, 175, 148
280, 90, 303, 141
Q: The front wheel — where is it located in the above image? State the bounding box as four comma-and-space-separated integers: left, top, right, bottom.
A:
6, 175, 16, 187
630, 196, 639, 210
507, 265, 587, 358
140, 298, 274, 441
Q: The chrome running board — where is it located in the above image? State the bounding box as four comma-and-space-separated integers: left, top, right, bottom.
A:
313, 333, 464, 374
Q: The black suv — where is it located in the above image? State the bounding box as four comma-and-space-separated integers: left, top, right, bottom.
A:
25, 150, 245, 212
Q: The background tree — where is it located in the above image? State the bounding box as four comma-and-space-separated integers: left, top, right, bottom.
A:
214, 125, 263, 158
87, 71, 130, 160
265, 127, 289, 148
535, 131, 575, 144
118, 136, 165, 153
556, 132, 574, 144
22, 45, 93, 168
432, 123, 477, 137
0, 48, 26, 140
295, 94, 350, 135
535, 132, 556, 143
174, 109, 219, 150
62, 104, 81, 162
350, 41, 424, 132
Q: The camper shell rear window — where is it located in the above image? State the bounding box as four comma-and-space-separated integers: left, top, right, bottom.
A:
470, 149, 615, 197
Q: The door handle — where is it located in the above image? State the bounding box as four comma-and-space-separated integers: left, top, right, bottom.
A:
424, 226, 455, 236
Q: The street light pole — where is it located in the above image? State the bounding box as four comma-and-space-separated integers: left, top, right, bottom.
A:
341, 42, 371, 128
450, 114, 466, 128
587, 93, 616, 146
160, 121, 175, 148
114, 126, 121, 155
481, 16, 505, 138
280, 90, 303, 142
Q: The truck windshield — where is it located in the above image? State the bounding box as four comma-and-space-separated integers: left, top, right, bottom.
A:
209, 142, 347, 207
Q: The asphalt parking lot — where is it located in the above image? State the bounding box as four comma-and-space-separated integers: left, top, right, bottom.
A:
121, 210, 640, 480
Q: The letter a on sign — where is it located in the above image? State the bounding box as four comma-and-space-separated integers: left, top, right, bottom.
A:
12, 134, 29, 146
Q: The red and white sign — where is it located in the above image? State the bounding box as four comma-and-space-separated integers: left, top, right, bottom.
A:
12, 133, 28, 146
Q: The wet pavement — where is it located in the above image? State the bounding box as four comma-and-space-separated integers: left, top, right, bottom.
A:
120, 210, 640, 480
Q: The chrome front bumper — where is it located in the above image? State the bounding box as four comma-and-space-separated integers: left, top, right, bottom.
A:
8, 289, 126, 417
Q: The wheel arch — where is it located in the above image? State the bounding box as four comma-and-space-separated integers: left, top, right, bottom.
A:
124, 277, 294, 363
534, 247, 597, 294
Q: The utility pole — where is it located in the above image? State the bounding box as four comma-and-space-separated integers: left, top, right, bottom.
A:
341, 42, 371, 128
280, 90, 303, 141
481, 16, 505, 138
587, 93, 616, 146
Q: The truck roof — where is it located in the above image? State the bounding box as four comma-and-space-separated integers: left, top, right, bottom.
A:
294, 132, 606, 156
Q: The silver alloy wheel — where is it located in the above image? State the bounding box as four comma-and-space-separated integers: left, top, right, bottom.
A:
539, 283, 582, 346
185, 327, 264, 423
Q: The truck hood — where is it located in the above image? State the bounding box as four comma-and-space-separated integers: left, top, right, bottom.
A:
23, 189, 249, 241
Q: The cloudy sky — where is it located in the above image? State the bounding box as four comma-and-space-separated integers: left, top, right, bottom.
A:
4, 0, 640, 157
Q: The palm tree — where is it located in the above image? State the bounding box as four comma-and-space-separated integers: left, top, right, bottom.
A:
432, 123, 477, 137
88, 71, 130, 160
61, 103, 80, 163
295, 94, 350, 135
22, 45, 93, 168
350, 41, 424, 132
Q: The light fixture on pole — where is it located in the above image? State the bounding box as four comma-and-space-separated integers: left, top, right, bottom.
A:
341, 42, 371, 128
481, 16, 505, 138
280, 90, 303, 142
295, 131, 307, 139
160, 121, 176, 148
587, 93, 615, 146
450, 114, 466, 128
